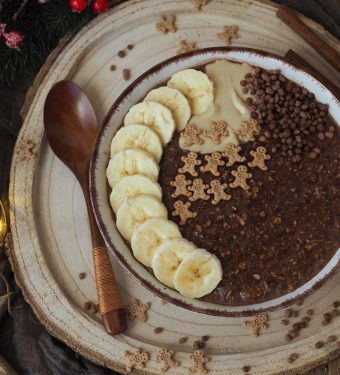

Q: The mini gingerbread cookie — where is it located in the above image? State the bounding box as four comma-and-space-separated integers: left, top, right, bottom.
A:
126, 299, 150, 322
248, 146, 271, 171
170, 174, 192, 198
155, 15, 177, 33
178, 152, 202, 177
207, 180, 231, 204
230, 165, 252, 190
237, 119, 259, 141
156, 348, 180, 373
123, 349, 149, 372
200, 152, 225, 177
188, 179, 209, 202
172, 200, 197, 225
180, 123, 204, 147
203, 121, 229, 144
222, 143, 245, 166
189, 350, 210, 374
217, 25, 239, 44
243, 314, 269, 337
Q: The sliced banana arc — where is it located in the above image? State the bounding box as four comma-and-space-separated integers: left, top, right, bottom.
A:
106, 148, 159, 188
110, 174, 162, 214
152, 238, 196, 288
167, 69, 214, 115
124, 101, 175, 145
173, 248, 223, 299
131, 218, 182, 267
144, 87, 191, 131
110, 124, 163, 162
116, 195, 168, 241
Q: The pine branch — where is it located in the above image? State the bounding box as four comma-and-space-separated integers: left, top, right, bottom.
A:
12, 0, 28, 22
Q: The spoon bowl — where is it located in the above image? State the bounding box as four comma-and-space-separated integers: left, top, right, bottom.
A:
44, 81, 98, 165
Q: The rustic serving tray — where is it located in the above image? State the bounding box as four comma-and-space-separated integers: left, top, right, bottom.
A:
8, 1, 340, 374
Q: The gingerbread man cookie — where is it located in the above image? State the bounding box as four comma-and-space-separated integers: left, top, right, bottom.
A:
248, 146, 271, 171
180, 123, 204, 147
156, 348, 180, 373
123, 349, 149, 372
222, 143, 245, 166
188, 179, 209, 202
189, 350, 210, 374
178, 152, 202, 177
230, 165, 252, 190
203, 121, 229, 144
200, 152, 225, 177
127, 299, 150, 322
172, 200, 197, 225
237, 119, 259, 141
243, 314, 269, 337
170, 174, 192, 198
207, 180, 231, 204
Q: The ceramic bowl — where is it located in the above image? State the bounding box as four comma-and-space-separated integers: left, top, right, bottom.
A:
90, 47, 340, 317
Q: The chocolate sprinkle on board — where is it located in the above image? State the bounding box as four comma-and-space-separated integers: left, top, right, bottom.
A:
78, 272, 86, 279
327, 335, 337, 343
118, 50, 125, 57
179, 337, 188, 344
123, 69, 130, 80
242, 365, 251, 373
83, 301, 91, 310
287, 353, 298, 363
154, 327, 164, 334
315, 341, 324, 349
333, 301, 340, 308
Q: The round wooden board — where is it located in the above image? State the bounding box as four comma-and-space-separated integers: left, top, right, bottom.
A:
8, 1, 340, 374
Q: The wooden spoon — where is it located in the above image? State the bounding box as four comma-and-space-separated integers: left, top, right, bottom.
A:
43, 80, 127, 335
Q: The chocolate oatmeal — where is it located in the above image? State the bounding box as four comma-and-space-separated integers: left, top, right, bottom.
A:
158, 66, 340, 306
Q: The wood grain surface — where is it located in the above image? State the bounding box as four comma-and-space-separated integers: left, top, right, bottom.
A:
3, 0, 340, 374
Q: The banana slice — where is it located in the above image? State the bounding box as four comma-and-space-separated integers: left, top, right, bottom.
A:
144, 87, 191, 131
116, 195, 167, 241
110, 125, 163, 162
110, 174, 162, 214
173, 249, 222, 298
152, 238, 196, 288
167, 69, 214, 115
131, 218, 182, 267
106, 148, 159, 188
124, 101, 175, 145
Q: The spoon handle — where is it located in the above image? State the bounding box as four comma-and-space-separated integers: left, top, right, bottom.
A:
84, 187, 127, 335
92, 245, 127, 334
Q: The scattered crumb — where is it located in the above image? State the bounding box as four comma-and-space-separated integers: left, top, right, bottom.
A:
110, 64, 116, 71
217, 24, 239, 44
17, 139, 36, 161
127, 44, 134, 50
201, 335, 209, 342
190, 0, 210, 10
177, 40, 196, 55
160, 299, 168, 305
155, 15, 177, 34
78, 272, 86, 280
315, 341, 324, 349
287, 353, 298, 363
